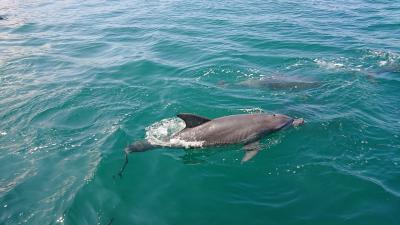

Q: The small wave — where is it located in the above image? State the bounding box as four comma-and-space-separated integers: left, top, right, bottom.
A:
364, 49, 400, 71
312, 50, 400, 78
367, 49, 399, 62
0, 167, 36, 195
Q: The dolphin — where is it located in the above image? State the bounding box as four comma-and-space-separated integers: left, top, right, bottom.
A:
117, 113, 304, 177
238, 76, 320, 90
127, 113, 304, 158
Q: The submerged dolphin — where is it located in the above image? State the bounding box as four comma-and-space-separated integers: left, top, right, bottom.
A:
123, 113, 303, 164
238, 76, 320, 90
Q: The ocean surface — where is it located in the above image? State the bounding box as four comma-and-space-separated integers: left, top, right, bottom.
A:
1, 0, 400, 224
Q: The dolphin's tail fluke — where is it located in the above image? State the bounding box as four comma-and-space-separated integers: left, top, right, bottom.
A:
116, 150, 129, 178
116, 140, 155, 178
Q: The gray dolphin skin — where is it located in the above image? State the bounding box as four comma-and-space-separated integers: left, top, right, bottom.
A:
238, 76, 320, 90
126, 113, 304, 162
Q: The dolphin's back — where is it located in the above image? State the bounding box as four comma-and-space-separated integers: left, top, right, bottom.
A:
175, 114, 273, 146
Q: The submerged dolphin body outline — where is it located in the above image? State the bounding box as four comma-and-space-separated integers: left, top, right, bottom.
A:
238, 76, 320, 90
118, 113, 304, 177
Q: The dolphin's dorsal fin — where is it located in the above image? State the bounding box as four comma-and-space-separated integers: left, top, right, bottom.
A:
177, 113, 211, 128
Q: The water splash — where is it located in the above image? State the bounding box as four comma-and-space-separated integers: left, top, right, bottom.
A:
145, 117, 185, 146
144, 117, 205, 148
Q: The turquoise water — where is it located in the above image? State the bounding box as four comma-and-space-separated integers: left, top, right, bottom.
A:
1, 0, 400, 224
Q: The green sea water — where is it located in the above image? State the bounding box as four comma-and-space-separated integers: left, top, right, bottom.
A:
1, 0, 400, 224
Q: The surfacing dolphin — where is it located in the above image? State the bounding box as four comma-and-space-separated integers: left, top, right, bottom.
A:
118, 113, 304, 177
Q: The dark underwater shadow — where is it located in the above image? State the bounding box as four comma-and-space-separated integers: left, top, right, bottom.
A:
176, 146, 240, 165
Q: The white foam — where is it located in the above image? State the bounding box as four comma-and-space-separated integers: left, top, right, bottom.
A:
0, 131, 7, 136
314, 59, 344, 69
286, 61, 304, 69
169, 137, 205, 148
379, 61, 388, 66
239, 108, 264, 113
